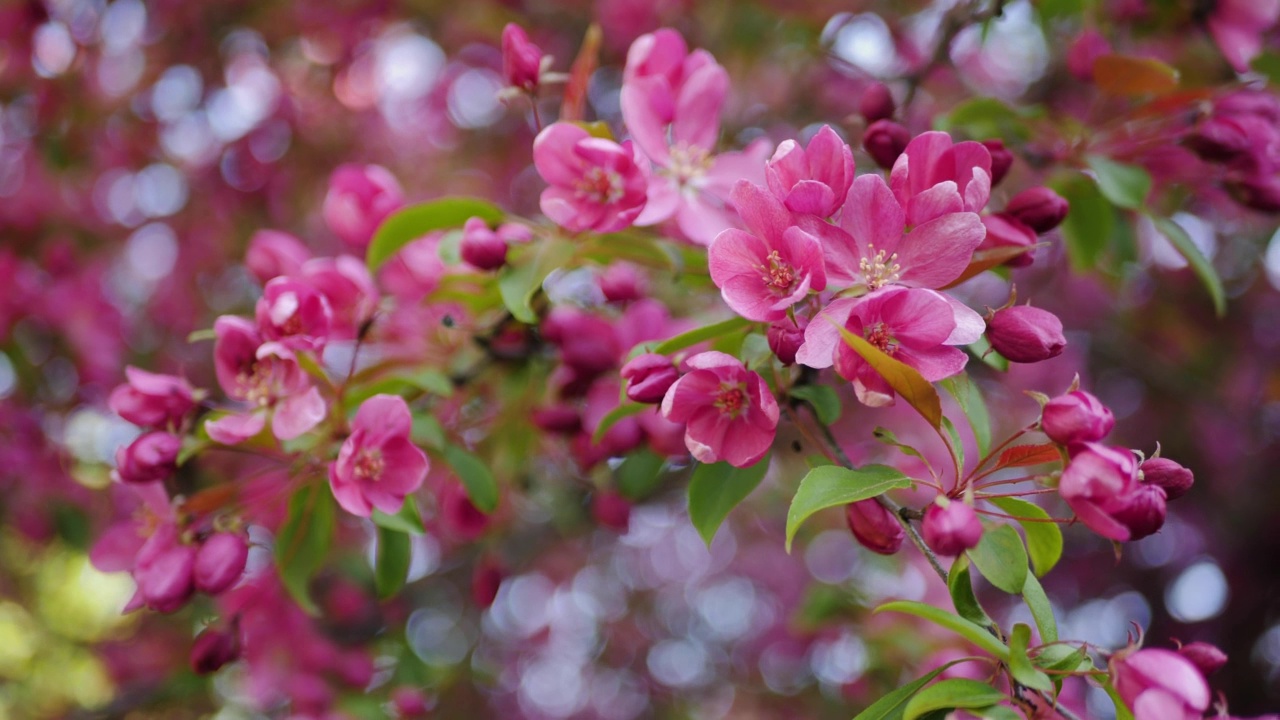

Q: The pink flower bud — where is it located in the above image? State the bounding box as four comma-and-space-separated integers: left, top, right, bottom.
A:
1066, 30, 1111, 82
190, 623, 241, 674
245, 230, 310, 284
1230, 173, 1280, 213
982, 139, 1013, 186
1005, 187, 1069, 234
1111, 483, 1167, 540
863, 119, 910, 169
1185, 117, 1252, 162
979, 214, 1037, 267
986, 305, 1066, 364
591, 490, 632, 531
471, 558, 504, 609
459, 217, 508, 270
599, 263, 649, 303
1140, 457, 1194, 500
109, 367, 197, 430
845, 499, 904, 555
136, 543, 197, 613
1059, 443, 1139, 541
115, 431, 182, 484
501, 23, 543, 92
859, 82, 895, 123
543, 308, 621, 376
922, 500, 984, 556
322, 164, 405, 249
620, 353, 678, 404
1109, 648, 1210, 720
767, 317, 807, 365
1178, 642, 1228, 676
194, 532, 249, 595
532, 405, 583, 435
1042, 390, 1115, 445
391, 686, 433, 717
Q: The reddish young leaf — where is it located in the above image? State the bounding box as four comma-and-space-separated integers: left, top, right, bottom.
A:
994, 442, 1062, 470
560, 24, 602, 122
1093, 54, 1179, 97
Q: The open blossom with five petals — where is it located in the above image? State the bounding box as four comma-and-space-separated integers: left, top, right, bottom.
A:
90, 482, 192, 613
254, 276, 333, 352
796, 287, 983, 407
109, 366, 198, 430
329, 394, 429, 517
621, 29, 768, 244
534, 122, 649, 233
765, 124, 855, 218
889, 130, 994, 225
803, 173, 987, 291
205, 316, 326, 445
708, 181, 826, 321
660, 351, 778, 468
322, 164, 405, 249
1059, 442, 1140, 541
300, 256, 379, 340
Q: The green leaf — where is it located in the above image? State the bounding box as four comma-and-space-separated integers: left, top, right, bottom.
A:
687, 456, 771, 546
1151, 216, 1227, 317
615, 449, 666, 500
651, 316, 752, 355
1021, 572, 1059, 644
592, 403, 649, 443
939, 97, 1031, 142
875, 601, 1010, 661
374, 526, 412, 599
902, 679, 1006, 720
941, 416, 966, 474
274, 484, 335, 614
366, 197, 505, 272
1086, 155, 1151, 210
1009, 623, 1054, 691
442, 444, 499, 513
1035, 644, 1091, 673
1103, 680, 1137, 720
496, 239, 574, 324
784, 465, 912, 552
852, 666, 951, 720
371, 497, 426, 535
412, 414, 445, 450
1253, 51, 1280, 84
187, 328, 216, 343
940, 374, 991, 457
832, 322, 942, 429
789, 384, 842, 426
988, 496, 1063, 577
967, 524, 1029, 594
947, 555, 993, 626
973, 705, 1022, 720
1054, 173, 1116, 272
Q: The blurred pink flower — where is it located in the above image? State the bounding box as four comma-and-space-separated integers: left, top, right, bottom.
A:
1110, 647, 1210, 720
1059, 443, 1139, 541
114, 431, 182, 485
322, 164, 405, 249
109, 367, 198, 431
765, 125, 855, 218
1207, 0, 1280, 73
533, 122, 649, 233
254, 276, 333, 352
329, 394, 428, 517
660, 351, 778, 467
501, 23, 544, 92
890, 131, 993, 224
245, 230, 311, 285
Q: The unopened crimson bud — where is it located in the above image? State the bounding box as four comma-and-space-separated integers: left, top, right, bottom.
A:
1005, 187, 1069, 233
1111, 483, 1167, 540
1229, 174, 1280, 213
137, 544, 197, 613
620, 353, 678, 404
391, 686, 433, 717
190, 623, 241, 674
245, 230, 310, 284
471, 558, 503, 609
501, 23, 543, 92
599, 262, 648, 302
1185, 117, 1251, 162
1042, 390, 1115, 445
109, 367, 198, 430
1066, 29, 1111, 82
194, 532, 249, 595
845, 499, 905, 555
591, 490, 632, 531
767, 317, 807, 365
532, 405, 582, 435
1178, 642, 1228, 676
859, 82, 895, 123
459, 217, 508, 270
115, 431, 182, 484
982, 138, 1013, 186
1140, 457, 1194, 500
922, 499, 984, 556
986, 305, 1066, 363
863, 119, 910, 169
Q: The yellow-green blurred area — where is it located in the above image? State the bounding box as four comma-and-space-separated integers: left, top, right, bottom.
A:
0, 531, 136, 719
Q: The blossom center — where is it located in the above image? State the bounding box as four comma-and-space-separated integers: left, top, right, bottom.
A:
758, 250, 797, 295
237, 363, 276, 407
577, 167, 625, 204
859, 244, 902, 290
667, 143, 713, 186
715, 382, 749, 419
864, 322, 897, 354
354, 448, 385, 482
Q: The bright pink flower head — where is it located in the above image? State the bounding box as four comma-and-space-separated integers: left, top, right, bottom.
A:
501, 23, 544, 92
1059, 443, 1140, 541
254, 276, 333, 352
709, 181, 826, 321
109, 366, 197, 430
322, 164, 405, 249
807, 173, 987, 290
132, 522, 197, 613
1042, 390, 1115, 446
208, 317, 326, 443
245, 230, 311, 285
194, 532, 249, 595
922, 500, 984, 556
660, 351, 778, 468
459, 217, 509, 271
1066, 29, 1111, 82
301, 256, 379, 340
114, 431, 182, 485
986, 305, 1066, 364
845, 499, 904, 555
765, 125, 855, 218
890, 131, 994, 224
1109, 648, 1211, 720
797, 288, 983, 407
534, 122, 649, 233
1110, 482, 1167, 541
1207, 0, 1280, 73
620, 352, 679, 404
328, 394, 428, 517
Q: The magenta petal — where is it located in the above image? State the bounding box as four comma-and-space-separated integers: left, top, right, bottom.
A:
841, 174, 905, 258
729, 181, 791, 244
206, 412, 267, 445
895, 344, 968, 382
672, 63, 728, 152
685, 407, 733, 464
795, 297, 858, 369
720, 418, 774, 468
329, 463, 373, 517
620, 77, 674, 164
661, 371, 724, 424
353, 394, 414, 442
378, 438, 430, 495
781, 226, 827, 291
273, 386, 327, 441
683, 350, 742, 372
851, 361, 896, 407
708, 229, 767, 287
895, 211, 986, 288
800, 216, 862, 286
948, 141, 993, 210
704, 143, 769, 198
90, 523, 147, 572
940, 294, 985, 345
896, 131, 954, 200
785, 180, 837, 217
635, 176, 681, 225
675, 191, 735, 246
533, 123, 589, 185
1132, 690, 1196, 720
905, 181, 963, 226
879, 288, 956, 347
1067, 497, 1131, 541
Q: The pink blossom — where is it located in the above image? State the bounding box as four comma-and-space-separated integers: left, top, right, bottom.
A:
501, 23, 544, 92
1109, 648, 1211, 720
1207, 0, 1280, 73
245, 230, 311, 284
1005, 187, 1069, 233
797, 287, 983, 407
1059, 443, 1140, 541
767, 315, 807, 365
845, 499, 904, 555
533, 122, 649, 233
708, 181, 826, 321
459, 217, 508, 270
660, 351, 778, 468
889, 131, 994, 225
254, 276, 333, 352
1140, 457, 1194, 500
109, 366, 198, 430
1041, 390, 1114, 446
765, 125, 855, 218
922, 500, 983, 556
620, 353, 679, 404
863, 119, 911, 169
114, 431, 182, 484
300, 256, 379, 341
132, 522, 197, 613
328, 394, 428, 517
1111, 482, 1167, 540
322, 164, 405, 249
985, 305, 1067, 364
91, 482, 183, 613
859, 82, 895, 123
194, 532, 249, 595
977, 213, 1037, 267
